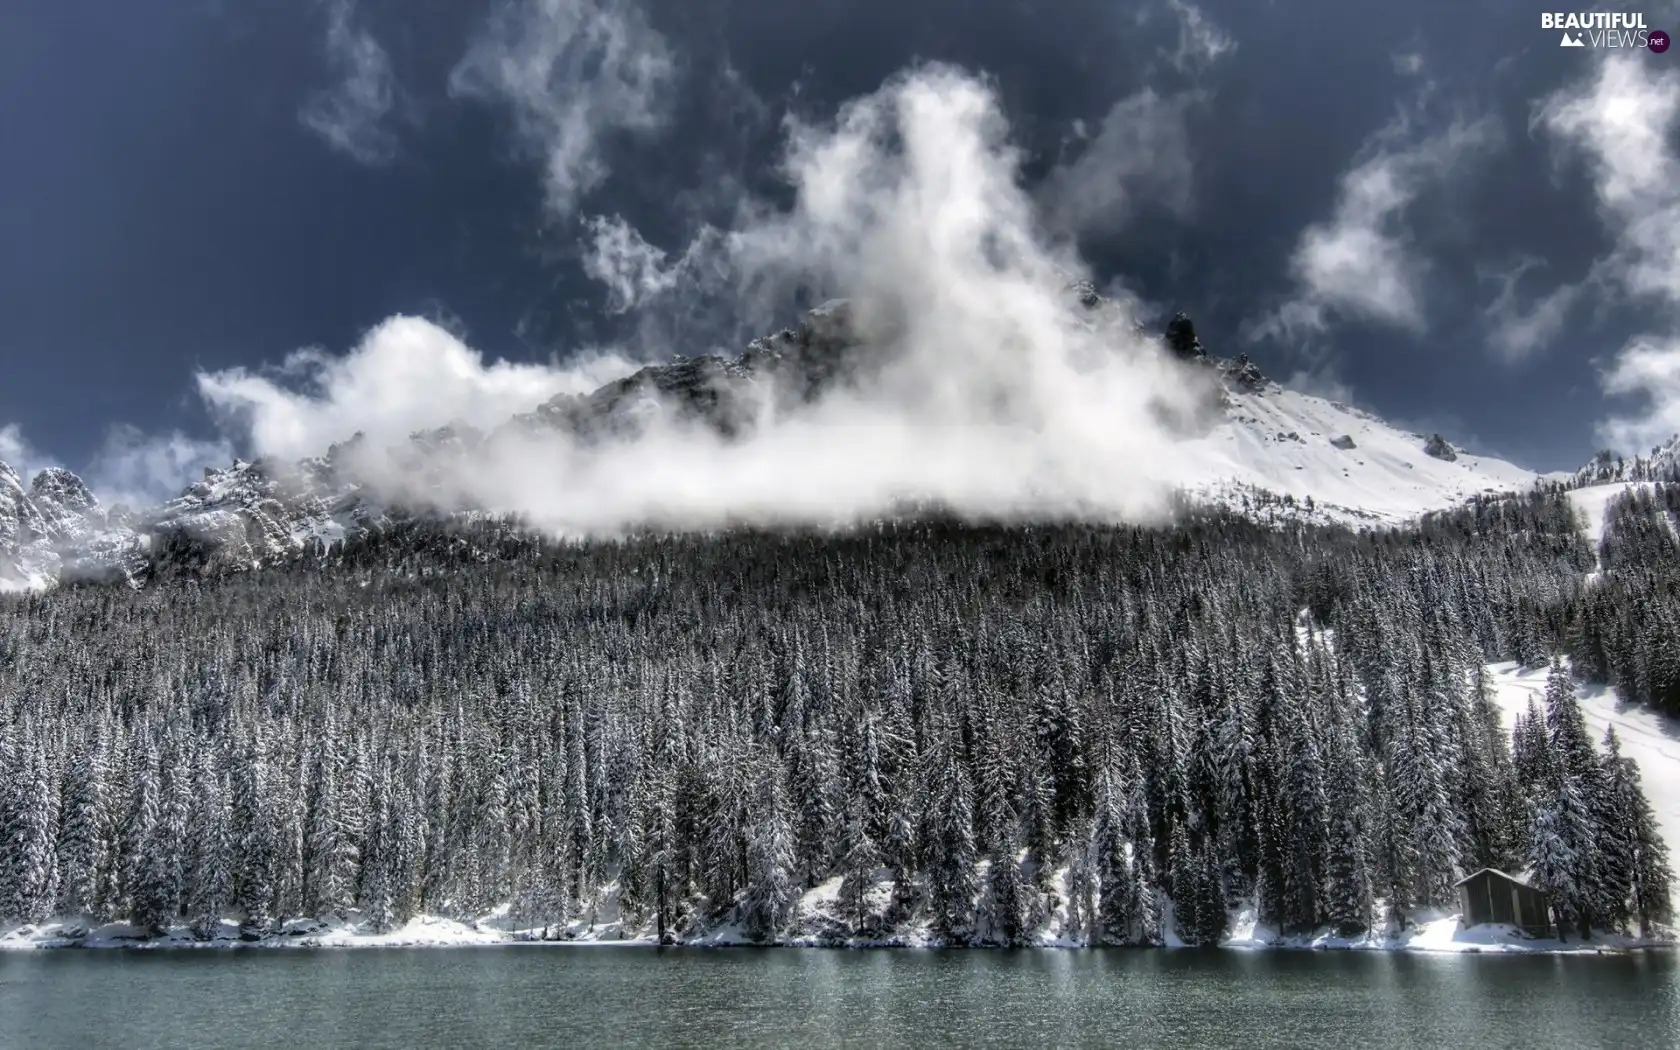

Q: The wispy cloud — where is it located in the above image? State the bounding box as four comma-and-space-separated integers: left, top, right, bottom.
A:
84, 426, 234, 511
1254, 109, 1496, 341
1480, 256, 1582, 363
1040, 88, 1198, 236
0, 422, 231, 510
299, 0, 401, 165
1391, 51, 1425, 78
1539, 57, 1680, 453
449, 0, 675, 219
0, 423, 52, 482
1162, 0, 1235, 74
581, 214, 729, 314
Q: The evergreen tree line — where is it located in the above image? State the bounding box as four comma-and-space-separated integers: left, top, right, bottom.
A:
0, 492, 1671, 944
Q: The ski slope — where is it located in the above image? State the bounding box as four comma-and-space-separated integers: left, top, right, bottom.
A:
1183, 382, 1537, 527
1485, 661, 1680, 859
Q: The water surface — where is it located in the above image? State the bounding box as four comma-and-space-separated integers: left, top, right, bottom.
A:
2, 947, 1675, 1049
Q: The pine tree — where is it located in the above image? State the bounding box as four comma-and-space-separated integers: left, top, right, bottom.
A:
926, 743, 978, 943
982, 832, 1026, 946
836, 791, 879, 936
54, 739, 108, 920
741, 757, 797, 941
1528, 787, 1583, 941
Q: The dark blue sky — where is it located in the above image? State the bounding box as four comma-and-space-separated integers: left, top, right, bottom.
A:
3, 0, 1679, 491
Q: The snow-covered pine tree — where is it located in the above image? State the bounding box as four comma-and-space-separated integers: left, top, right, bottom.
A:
741, 755, 797, 941
926, 739, 979, 944
981, 827, 1027, 947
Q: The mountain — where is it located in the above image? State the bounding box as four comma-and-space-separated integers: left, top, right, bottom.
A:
1568, 437, 1680, 488
5, 296, 1676, 953
1176, 373, 1537, 526
0, 294, 1551, 588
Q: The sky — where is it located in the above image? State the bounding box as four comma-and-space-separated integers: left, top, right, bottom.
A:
4, 0, 1680, 505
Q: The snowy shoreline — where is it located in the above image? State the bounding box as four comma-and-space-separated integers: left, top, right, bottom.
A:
4, 910, 1670, 956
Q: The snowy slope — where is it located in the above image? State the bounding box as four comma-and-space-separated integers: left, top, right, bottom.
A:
1569, 481, 1678, 572
1182, 379, 1537, 527
1485, 661, 1680, 858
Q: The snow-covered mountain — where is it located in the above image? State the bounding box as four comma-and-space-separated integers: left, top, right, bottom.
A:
1178, 368, 1537, 526
1567, 437, 1680, 488
0, 298, 1555, 588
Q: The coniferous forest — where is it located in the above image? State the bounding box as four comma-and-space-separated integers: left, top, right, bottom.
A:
0, 484, 1673, 946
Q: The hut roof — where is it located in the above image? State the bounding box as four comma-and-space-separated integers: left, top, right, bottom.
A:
1454, 867, 1537, 888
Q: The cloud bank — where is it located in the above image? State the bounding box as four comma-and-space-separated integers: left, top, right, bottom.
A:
195, 64, 1214, 533
195, 316, 636, 464
1540, 57, 1680, 453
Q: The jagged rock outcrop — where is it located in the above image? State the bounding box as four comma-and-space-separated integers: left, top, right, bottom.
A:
1165, 311, 1205, 359
1331, 434, 1357, 451
0, 462, 128, 587
1424, 434, 1458, 463
1223, 353, 1266, 392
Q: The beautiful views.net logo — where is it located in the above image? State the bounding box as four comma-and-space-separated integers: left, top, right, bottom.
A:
1542, 12, 1670, 51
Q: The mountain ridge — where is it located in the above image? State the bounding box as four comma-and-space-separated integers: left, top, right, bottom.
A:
0, 295, 1647, 590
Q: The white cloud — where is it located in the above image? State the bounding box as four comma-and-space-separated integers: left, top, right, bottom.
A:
1481, 257, 1581, 363
450, 0, 675, 218
1540, 58, 1680, 452
1392, 51, 1425, 77
0, 424, 52, 482
581, 214, 730, 314
1040, 88, 1198, 235
195, 316, 636, 464
0, 422, 232, 510
299, 0, 401, 165
1163, 0, 1236, 74
1601, 335, 1680, 453
176, 64, 1219, 534
85, 426, 235, 511
1257, 111, 1496, 341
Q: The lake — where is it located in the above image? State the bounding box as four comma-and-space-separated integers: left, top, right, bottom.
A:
1, 947, 1675, 1049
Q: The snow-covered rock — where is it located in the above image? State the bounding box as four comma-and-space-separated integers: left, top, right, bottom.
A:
1424, 433, 1458, 462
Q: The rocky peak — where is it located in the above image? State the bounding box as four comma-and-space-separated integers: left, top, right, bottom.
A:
30, 466, 99, 516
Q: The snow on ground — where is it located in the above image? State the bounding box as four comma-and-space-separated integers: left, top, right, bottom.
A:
1183, 383, 1537, 527
1485, 660, 1680, 859
1570, 483, 1645, 555
1224, 902, 1646, 954
6, 862, 1660, 955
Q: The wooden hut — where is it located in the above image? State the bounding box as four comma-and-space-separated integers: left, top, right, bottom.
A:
1456, 868, 1552, 937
